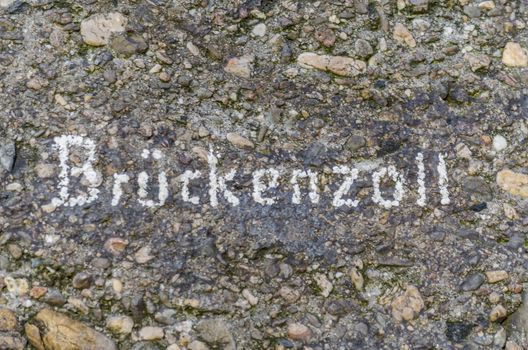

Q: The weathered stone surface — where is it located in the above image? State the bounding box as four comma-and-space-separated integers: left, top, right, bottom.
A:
80, 12, 127, 46
297, 52, 366, 76
391, 285, 425, 321
502, 42, 528, 67
31, 309, 116, 350
497, 170, 528, 198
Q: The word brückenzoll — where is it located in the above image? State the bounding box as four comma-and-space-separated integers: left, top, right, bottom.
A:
48, 135, 451, 211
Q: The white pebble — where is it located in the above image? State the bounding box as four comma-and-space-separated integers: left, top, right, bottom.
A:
493, 135, 507, 152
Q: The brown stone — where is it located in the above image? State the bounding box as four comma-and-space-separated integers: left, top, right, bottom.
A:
226, 133, 254, 149
393, 23, 416, 48
287, 323, 311, 341
25, 324, 44, 350
502, 42, 528, 67
31, 309, 116, 350
485, 270, 509, 283
391, 285, 425, 322
497, 169, 528, 198
0, 308, 17, 332
489, 305, 507, 322
80, 13, 127, 46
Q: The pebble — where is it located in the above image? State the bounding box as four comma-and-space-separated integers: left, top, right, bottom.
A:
80, 12, 127, 46
43, 289, 66, 306
464, 52, 491, 72
252, 23, 267, 37
459, 273, 485, 292
297, 52, 366, 77
287, 323, 311, 341
478, 1, 495, 10
314, 28, 336, 47
502, 42, 528, 67
242, 289, 259, 306
492, 135, 507, 152
188, 341, 209, 350
224, 56, 253, 78
393, 23, 416, 48
355, 39, 374, 58
35, 163, 54, 178
134, 246, 154, 264
489, 305, 507, 322
226, 133, 254, 149
485, 270, 509, 283
0, 308, 17, 331
104, 238, 129, 255
72, 272, 92, 289
195, 319, 236, 350
350, 267, 364, 291
139, 326, 164, 340
159, 72, 171, 82
279, 286, 300, 303
489, 292, 501, 303
0, 141, 15, 173
29, 286, 47, 299
110, 33, 148, 56
0, 0, 16, 8
4, 277, 28, 295
391, 285, 424, 322
313, 273, 333, 298
496, 169, 528, 199
26, 78, 42, 90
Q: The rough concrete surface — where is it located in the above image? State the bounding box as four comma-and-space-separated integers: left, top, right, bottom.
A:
1, 0, 528, 349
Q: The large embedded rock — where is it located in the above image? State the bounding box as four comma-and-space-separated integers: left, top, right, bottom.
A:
80, 12, 127, 46
28, 309, 116, 350
497, 170, 528, 199
502, 42, 528, 67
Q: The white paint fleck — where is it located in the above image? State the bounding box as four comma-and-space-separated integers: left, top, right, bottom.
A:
290, 169, 320, 204
111, 173, 130, 206
141, 149, 150, 159
252, 168, 280, 205
415, 153, 426, 207
208, 150, 239, 207
372, 165, 406, 209
152, 149, 163, 160
180, 170, 201, 205
437, 153, 450, 205
52, 135, 100, 207
332, 165, 359, 208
